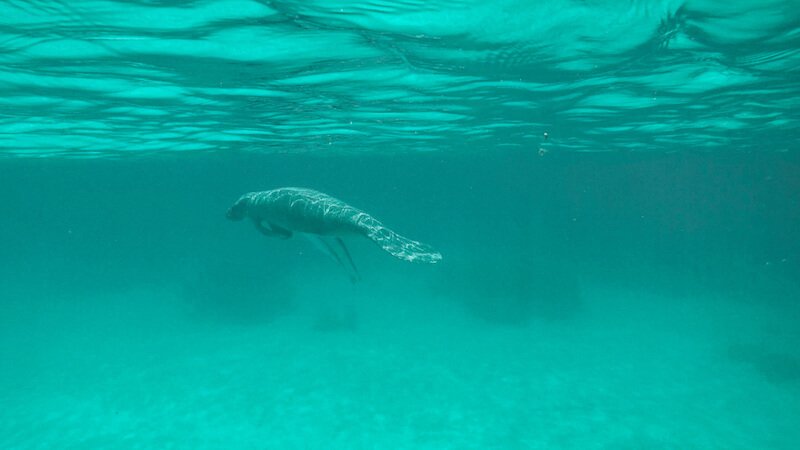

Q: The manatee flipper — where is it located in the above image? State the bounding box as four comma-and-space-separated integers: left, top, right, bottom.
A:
335, 237, 361, 282
301, 233, 360, 283
254, 221, 282, 238
254, 221, 292, 239
363, 225, 442, 264
269, 223, 293, 240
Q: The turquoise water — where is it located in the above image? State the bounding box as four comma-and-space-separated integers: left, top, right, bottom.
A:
2, 1, 800, 448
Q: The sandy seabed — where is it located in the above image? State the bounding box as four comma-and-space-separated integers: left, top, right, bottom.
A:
1, 282, 798, 450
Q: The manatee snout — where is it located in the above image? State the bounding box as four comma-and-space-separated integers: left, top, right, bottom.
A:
226, 197, 248, 221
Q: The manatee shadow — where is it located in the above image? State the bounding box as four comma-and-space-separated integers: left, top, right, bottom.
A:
180, 260, 294, 325
435, 252, 582, 326
727, 342, 800, 385
312, 306, 358, 332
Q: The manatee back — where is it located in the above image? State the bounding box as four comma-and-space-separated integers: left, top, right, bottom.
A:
255, 188, 367, 235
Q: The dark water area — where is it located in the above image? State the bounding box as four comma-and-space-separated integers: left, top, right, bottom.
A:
2, 151, 800, 447
4, 151, 798, 301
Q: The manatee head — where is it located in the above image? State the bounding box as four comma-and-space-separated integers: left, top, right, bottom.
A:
226, 195, 251, 221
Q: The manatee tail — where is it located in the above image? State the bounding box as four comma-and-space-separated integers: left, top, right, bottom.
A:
364, 225, 442, 264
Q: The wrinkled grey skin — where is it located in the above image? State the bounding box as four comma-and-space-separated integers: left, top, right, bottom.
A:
227, 187, 442, 264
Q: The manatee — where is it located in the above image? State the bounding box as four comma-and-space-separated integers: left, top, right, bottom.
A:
226, 187, 442, 280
